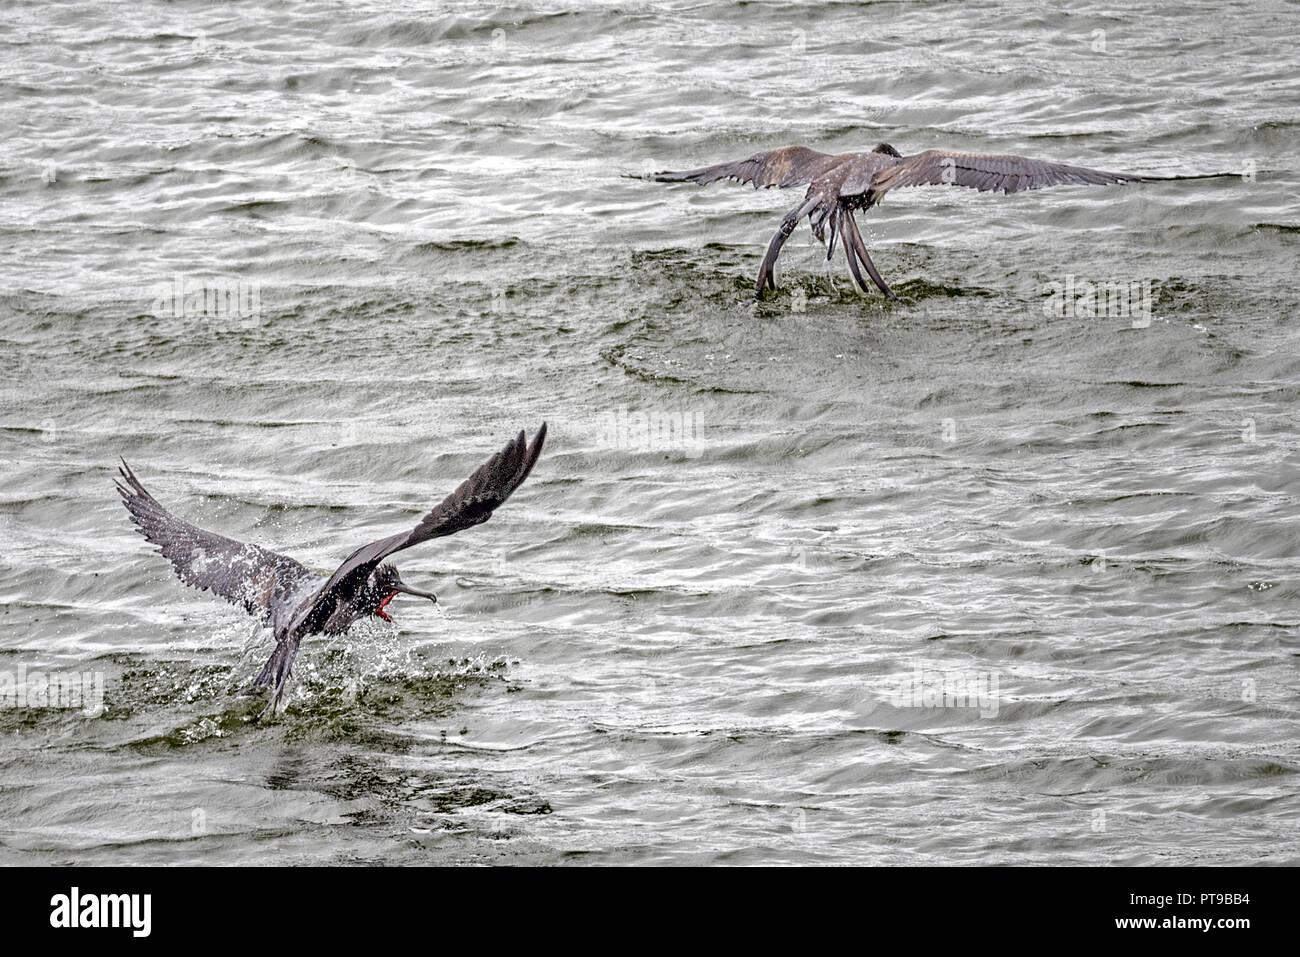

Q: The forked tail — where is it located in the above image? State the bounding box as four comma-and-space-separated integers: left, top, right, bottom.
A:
244, 635, 301, 721
756, 197, 821, 297
843, 207, 899, 301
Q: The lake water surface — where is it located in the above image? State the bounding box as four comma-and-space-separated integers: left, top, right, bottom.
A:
1, 0, 1297, 864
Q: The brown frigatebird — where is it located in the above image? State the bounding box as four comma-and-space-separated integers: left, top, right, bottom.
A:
640, 143, 1222, 300
116, 424, 546, 718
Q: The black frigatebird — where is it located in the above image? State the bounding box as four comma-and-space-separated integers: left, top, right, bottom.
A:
116, 424, 546, 718
638, 143, 1226, 300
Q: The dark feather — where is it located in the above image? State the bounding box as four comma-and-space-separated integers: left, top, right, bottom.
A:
858, 149, 1162, 201
643, 146, 843, 189
284, 424, 548, 639
118, 425, 547, 721
641, 139, 1227, 298
116, 460, 317, 621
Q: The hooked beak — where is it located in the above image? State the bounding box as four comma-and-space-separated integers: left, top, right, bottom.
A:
394, 582, 437, 603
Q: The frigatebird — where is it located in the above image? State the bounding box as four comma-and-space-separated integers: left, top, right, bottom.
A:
641, 143, 1222, 300
116, 424, 546, 718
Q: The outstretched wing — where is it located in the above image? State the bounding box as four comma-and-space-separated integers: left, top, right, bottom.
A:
642, 146, 843, 189
116, 461, 317, 620
853, 150, 1162, 201
294, 423, 548, 629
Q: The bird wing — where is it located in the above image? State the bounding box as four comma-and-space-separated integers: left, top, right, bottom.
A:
853, 150, 1160, 201
643, 146, 843, 189
294, 423, 548, 629
116, 461, 317, 620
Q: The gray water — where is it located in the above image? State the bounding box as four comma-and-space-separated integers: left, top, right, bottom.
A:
1, 0, 1298, 865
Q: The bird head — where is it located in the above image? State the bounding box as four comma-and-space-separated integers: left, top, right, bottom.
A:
366, 563, 437, 621
873, 143, 902, 158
